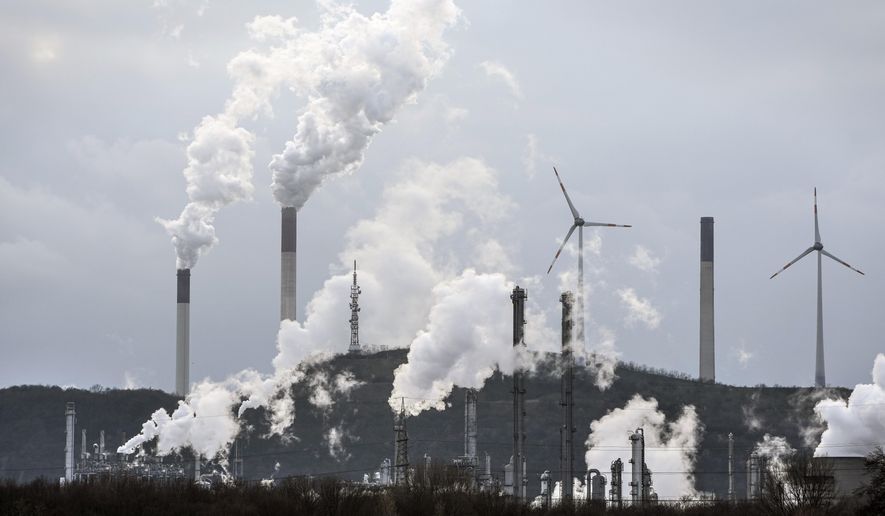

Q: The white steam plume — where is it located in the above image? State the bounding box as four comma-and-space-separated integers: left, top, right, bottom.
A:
274, 157, 515, 370
158, 117, 254, 269
753, 433, 795, 474
814, 353, 885, 457
584, 395, 702, 501
389, 270, 515, 415
156, 10, 293, 269
123, 1, 464, 460
268, 0, 461, 208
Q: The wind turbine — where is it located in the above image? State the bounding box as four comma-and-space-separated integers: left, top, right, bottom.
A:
546, 167, 631, 348
769, 188, 864, 388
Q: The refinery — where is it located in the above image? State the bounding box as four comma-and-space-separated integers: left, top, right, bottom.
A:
2, 1, 884, 514
48, 175, 876, 509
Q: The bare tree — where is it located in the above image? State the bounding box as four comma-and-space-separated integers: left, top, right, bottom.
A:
760, 450, 835, 514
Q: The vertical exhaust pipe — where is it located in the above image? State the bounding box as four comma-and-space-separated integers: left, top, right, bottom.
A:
510, 286, 527, 501
176, 268, 190, 396
64, 402, 75, 484
560, 291, 575, 503
699, 217, 715, 382
281, 207, 297, 321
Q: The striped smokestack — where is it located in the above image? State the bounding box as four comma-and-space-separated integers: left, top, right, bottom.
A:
281, 207, 297, 321
699, 217, 715, 382
176, 268, 190, 396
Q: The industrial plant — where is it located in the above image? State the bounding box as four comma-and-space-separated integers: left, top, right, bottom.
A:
43, 169, 875, 512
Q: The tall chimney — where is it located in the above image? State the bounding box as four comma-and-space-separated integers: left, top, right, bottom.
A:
176, 268, 191, 396
64, 402, 75, 484
510, 286, 527, 501
281, 207, 297, 321
464, 389, 477, 460
728, 432, 735, 502
699, 217, 715, 382
560, 291, 575, 503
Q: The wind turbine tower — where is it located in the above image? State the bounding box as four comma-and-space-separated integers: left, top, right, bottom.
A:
770, 188, 864, 387
547, 167, 631, 348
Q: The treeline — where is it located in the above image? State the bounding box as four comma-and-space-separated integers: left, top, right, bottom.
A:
0, 476, 877, 516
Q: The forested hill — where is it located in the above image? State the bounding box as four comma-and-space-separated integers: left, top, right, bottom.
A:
0, 349, 849, 499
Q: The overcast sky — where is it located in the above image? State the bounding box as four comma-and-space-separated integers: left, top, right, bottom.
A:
2, 0, 883, 392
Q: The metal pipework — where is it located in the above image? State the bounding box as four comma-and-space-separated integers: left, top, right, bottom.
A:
610, 458, 623, 508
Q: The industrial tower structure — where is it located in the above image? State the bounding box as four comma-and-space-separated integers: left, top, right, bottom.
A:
394, 398, 409, 485
510, 286, 527, 501
699, 217, 715, 382
64, 402, 76, 484
560, 291, 575, 503
629, 428, 647, 505
610, 458, 623, 508
728, 432, 735, 502
464, 389, 477, 463
175, 268, 190, 396
348, 260, 361, 354
281, 207, 297, 322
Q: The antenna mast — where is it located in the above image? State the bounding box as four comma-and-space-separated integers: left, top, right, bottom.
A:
349, 260, 361, 354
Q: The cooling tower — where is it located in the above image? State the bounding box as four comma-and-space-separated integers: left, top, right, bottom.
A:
176, 268, 190, 396
281, 207, 297, 321
699, 217, 715, 382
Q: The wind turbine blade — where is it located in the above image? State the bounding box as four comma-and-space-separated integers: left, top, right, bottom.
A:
546, 224, 578, 275
821, 249, 865, 275
770, 246, 815, 279
814, 187, 821, 243
553, 167, 580, 219
584, 221, 632, 228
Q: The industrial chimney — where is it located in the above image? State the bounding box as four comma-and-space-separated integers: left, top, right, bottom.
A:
281, 207, 297, 321
510, 286, 527, 501
560, 291, 575, 504
699, 217, 715, 382
176, 268, 190, 396
64, 402, 75, 484
464, 389, 477, 460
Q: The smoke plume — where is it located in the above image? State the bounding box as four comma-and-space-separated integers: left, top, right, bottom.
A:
753, 433, 795, 473
814, 353, 885, 457
267, 0, 461, 208
388, 269, 515, 415
274, 157, 516, 370
584, 395, 702, 501
124, 1, 464, 460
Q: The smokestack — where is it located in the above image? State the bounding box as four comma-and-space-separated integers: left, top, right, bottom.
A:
176, 268, 191, 396
510, 286, 527, 501
64, 402, 75, 484
81, 429, 87, 461
560, 291, 575, 503
464, 389, 477, 459
99, 430, 105, 458
699, 217, 715, 382
281, 207, 297, 321
728, 432, 735, 502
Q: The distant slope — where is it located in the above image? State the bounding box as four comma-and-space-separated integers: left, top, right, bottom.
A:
0, 350, 849, 500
